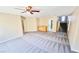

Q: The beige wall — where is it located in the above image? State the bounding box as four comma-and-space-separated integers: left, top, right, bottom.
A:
23, 17, 37, 32
38, 16, 58, 32
68, 7, 79, 52
0, 13, 23, 43
38, 18, 49, 26
23, 16, 58, 32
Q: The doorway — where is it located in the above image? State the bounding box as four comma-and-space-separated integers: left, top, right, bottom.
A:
59, 23, 68, 33
58, 16, 68, 33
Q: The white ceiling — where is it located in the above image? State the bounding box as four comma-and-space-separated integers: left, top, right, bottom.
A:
0, 6, 76, 18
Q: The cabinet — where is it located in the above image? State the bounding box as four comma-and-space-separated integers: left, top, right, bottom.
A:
37, 26, 47, 32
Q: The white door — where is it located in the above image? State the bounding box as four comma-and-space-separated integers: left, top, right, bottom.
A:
48, 20, 53, 31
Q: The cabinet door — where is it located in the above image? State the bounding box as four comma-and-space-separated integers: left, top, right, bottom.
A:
24, 18, 37, 32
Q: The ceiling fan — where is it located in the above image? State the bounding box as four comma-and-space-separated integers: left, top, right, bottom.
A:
15, 6, 40, 14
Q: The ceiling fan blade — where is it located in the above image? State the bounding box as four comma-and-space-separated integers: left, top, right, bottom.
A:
21, 12, 25, 13
15, 8, 24, 10
31, 10, 40, 12
21, 11, 26, 13
30, 11, 33, 14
